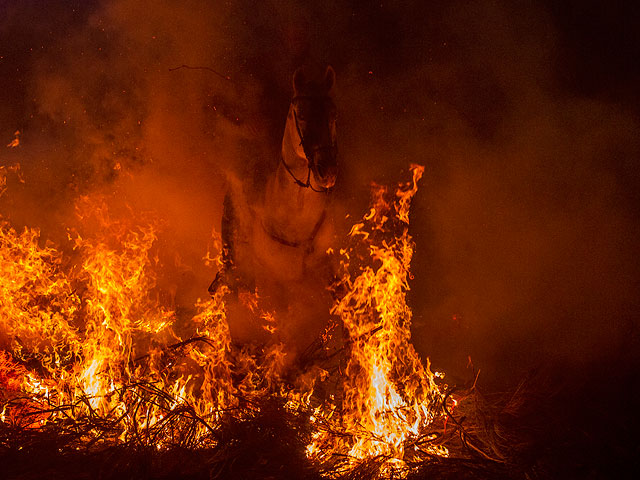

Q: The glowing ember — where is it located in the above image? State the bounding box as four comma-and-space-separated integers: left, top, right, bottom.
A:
0, 164, 448, 475
1, 132, 23, 196
6, 131, 20, 148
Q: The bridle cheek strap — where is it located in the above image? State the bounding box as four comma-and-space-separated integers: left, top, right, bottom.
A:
281, 105, 332, 193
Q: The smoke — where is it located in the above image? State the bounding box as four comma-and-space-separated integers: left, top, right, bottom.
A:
402, 3, 640, 386
1, 0, 639, 387
1, 0, 263, 307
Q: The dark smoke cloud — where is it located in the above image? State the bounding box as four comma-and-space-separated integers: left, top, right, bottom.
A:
1, 0, 639, 388
402, 2, 640, 387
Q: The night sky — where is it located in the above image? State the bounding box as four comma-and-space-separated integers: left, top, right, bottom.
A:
1, 0, 639, 467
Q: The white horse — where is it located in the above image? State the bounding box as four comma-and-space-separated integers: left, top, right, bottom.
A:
211, 66, 338, 360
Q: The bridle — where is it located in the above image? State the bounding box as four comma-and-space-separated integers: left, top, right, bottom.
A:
281, 95, 337, 193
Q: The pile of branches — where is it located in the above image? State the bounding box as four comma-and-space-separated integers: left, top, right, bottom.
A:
0, 330, 555, 479
2, 334, 591, 480
0, 390, 317, 480
0, 369, 525, 480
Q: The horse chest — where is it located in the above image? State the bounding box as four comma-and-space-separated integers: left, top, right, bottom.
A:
250, 207, 328, 284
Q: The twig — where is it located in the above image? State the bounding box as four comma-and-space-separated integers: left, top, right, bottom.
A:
134, 335, 217, 362
168, 64, 232, 82
441, 388, 505, 464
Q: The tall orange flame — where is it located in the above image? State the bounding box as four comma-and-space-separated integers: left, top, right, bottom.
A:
307, 165, 448, 476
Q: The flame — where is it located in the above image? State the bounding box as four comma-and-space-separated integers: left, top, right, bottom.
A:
307, 165, 448, 475
0, 194, 237, 441
0, 164, 448, 475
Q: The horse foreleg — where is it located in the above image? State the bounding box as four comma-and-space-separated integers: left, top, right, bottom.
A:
208, 193, 237, 296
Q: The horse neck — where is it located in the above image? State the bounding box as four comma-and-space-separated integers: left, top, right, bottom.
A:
260, 116, 328, 242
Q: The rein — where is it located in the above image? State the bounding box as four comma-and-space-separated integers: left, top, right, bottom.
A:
262, 209, 327, 252
281, 96, 336, 193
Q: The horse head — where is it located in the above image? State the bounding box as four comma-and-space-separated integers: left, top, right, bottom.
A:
283, 66, 337, 191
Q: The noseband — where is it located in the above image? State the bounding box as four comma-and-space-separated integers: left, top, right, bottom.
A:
281, 96, 337, 193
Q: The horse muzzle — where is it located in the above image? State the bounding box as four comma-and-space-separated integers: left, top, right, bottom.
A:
312, 147, 338, 189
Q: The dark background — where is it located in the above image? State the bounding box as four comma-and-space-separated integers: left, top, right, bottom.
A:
1, 0, 639, 473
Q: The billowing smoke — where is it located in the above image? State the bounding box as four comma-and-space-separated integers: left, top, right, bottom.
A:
1, 0, 639, 388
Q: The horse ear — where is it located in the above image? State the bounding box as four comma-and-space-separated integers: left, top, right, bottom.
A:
293, 68, 306, 95
323, 65, 335, 93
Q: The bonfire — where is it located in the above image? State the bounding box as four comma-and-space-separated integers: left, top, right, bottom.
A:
1, 152, 508, 478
